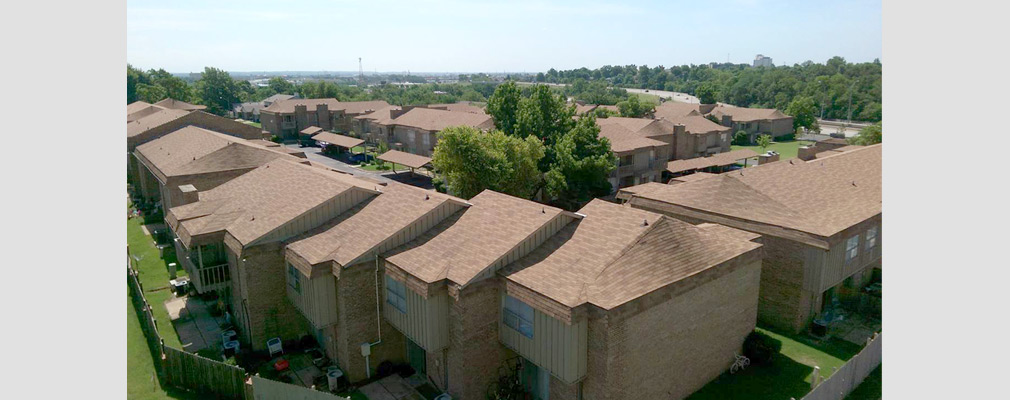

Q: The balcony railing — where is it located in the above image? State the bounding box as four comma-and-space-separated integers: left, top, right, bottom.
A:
178, 245, 231, 294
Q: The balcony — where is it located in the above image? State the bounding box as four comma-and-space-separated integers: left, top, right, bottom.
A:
178, 241, 231, 294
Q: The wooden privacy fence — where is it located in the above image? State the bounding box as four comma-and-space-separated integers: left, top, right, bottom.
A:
127, 251, 165, 374
163, 346, 249, 399
801, 332, 883, 400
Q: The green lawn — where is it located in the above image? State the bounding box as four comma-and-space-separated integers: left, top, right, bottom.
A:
127, 215, 184, 348
630, 92, 661, 105
238, 119, 262, 128
128, 294, 202, 400
732, 139, 813, 160
845, 365, 882, 400
687, 327, 862, 400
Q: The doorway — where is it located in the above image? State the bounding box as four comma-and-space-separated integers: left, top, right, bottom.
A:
407, 339, 426, 376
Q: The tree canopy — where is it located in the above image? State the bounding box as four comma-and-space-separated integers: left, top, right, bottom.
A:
534, 57, 882, 122
849, 122, 882, 146
431, 126, 544, 200
195, 67, 242, 116
786, 96, 819, 131
544, 114, 616, 209
616, 95, 654, 118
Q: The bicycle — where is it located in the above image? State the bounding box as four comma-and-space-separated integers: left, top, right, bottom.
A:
730, 354, 751, 374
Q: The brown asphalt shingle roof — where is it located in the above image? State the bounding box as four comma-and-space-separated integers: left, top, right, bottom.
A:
596, 117, 672, 153
127, 101, 167, 122
127, 109, 191, 138
354, 106, 402, 123
377, 150, 432, 169
312, 132, 364, 149
661, 111, 732, 135
338, 100, 393, 115
709, 105, 790, 122
425, 102, 487, 115
155, 98, 207, 111
653, 102, 702, 119
502, 199, 761, 310
301, 126, 323, 136
287, 182, 466, 268
383, 107, 494, 132
135, 127, 297, 182
665, 149, 759, 173
262, 98, 343, 113
385, 190, 566, 286
632, 144, 882, 240
169, 158, 378, 247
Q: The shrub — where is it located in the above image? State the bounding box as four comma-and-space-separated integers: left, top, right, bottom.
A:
743, 331, 782, 365
270, 135, 282, 143
774, 133, 796, 142
732, 130, 750, 146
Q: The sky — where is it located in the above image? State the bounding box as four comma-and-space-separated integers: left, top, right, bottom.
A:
127, 0, 882, 74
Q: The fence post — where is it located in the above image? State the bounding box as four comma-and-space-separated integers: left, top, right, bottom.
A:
811, 366, 820, 389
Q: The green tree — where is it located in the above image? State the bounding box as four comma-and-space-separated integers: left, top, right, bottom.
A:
732, 130, 750, 145
148, 69, 193, 102
268, 77, 295, 95
136, 83, 167, 103
786, 96, 819, 131
616, 95, 654, 118
195, 67, 241, 116
515, 85, 576, 168
431, 126, 545, 199
127, 64, 149, 103
849, 122, 882, 146
756, 134, 773, 152
485, 81, 521, 134
544, 115, 616, 210
696, 82, 718, 104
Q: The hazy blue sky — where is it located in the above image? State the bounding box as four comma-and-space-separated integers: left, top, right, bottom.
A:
127, 0, 882, 73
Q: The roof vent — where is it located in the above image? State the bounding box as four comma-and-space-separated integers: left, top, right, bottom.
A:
425, 194, 430, 200
542, 207, 546, 214
643, 219, 649, 226
852, 181, 857, 187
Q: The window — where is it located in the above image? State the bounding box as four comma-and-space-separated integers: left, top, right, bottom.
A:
385, 275, 407, 314
423, 132, 431, 149
721, 133, 728, 143
865, 226, 878, 251
619, 155, 634, 166
503, 295, 534, 339
287, 263, 301, 293
845, 235, 860, 262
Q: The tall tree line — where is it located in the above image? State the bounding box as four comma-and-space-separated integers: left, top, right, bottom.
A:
534, 57, 882, 122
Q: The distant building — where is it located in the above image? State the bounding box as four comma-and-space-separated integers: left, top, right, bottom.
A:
753, 54, 774, 67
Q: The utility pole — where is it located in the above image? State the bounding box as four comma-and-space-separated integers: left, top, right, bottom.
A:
847, 79, 858, 125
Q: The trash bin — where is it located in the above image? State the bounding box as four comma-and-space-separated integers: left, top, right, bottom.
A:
811, 320, 828, 337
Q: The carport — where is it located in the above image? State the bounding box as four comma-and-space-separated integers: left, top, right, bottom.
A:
312, 132, 365, 154
666, 149, 759, 176
377, 150, 432, 176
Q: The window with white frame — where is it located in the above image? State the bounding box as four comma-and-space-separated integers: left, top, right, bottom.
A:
385, 275, 407, 314
845, 235, 860, 262
503, 295, 534, 339
865, 226, 878, 251
287, 263, 301, 293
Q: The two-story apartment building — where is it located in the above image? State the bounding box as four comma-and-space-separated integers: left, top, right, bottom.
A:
233, 94, 296, 122
662, 111, 733, 159
260, 98, 390, 140
166, 159, 383, 351
133, 126, 305, 212
381, 190, 578, 399
621, 144, 882, 333
499, 199, 763, 400
709, 105, 794, 141
356, 106, 494, 157
596, 117, 675, 189
283, 182, 470, 382
127, 109, 267, 202
127, 101, 167, 122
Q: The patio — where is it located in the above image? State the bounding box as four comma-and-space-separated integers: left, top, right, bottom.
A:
164, 294, 228, 353
358, 375, 426, 400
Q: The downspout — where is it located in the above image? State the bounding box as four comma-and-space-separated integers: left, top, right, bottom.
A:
363, 252, 383, 378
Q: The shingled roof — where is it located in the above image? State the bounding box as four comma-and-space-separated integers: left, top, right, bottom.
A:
502, 199, 761, 311
127, 101, 167, 122
287, 182, 468, 268
385, 190, 568, 286
154, 98, 207, 111
127, 109, 191, 138
596, 117, 673, 153
262, 98, 343, 113
135, 126, 298, 183
630, 144, 882, 246
709, 105, 790, 122
384, 107, 494, 132
652, 102, 702, 119
661, 111, 732, 135
168, 159, 379, 248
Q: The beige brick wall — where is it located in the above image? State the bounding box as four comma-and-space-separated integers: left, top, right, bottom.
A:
581, 258, 762, 400
757, 236, 814, 333
229, 242, 313, 351
334, 261, 408, 383
444, 278, 513, 400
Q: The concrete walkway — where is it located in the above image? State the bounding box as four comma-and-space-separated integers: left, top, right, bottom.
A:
358, 375, 425, 400
165, 295, 228, 353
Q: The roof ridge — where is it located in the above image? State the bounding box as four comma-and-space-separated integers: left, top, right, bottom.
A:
587, 214, 664, 286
